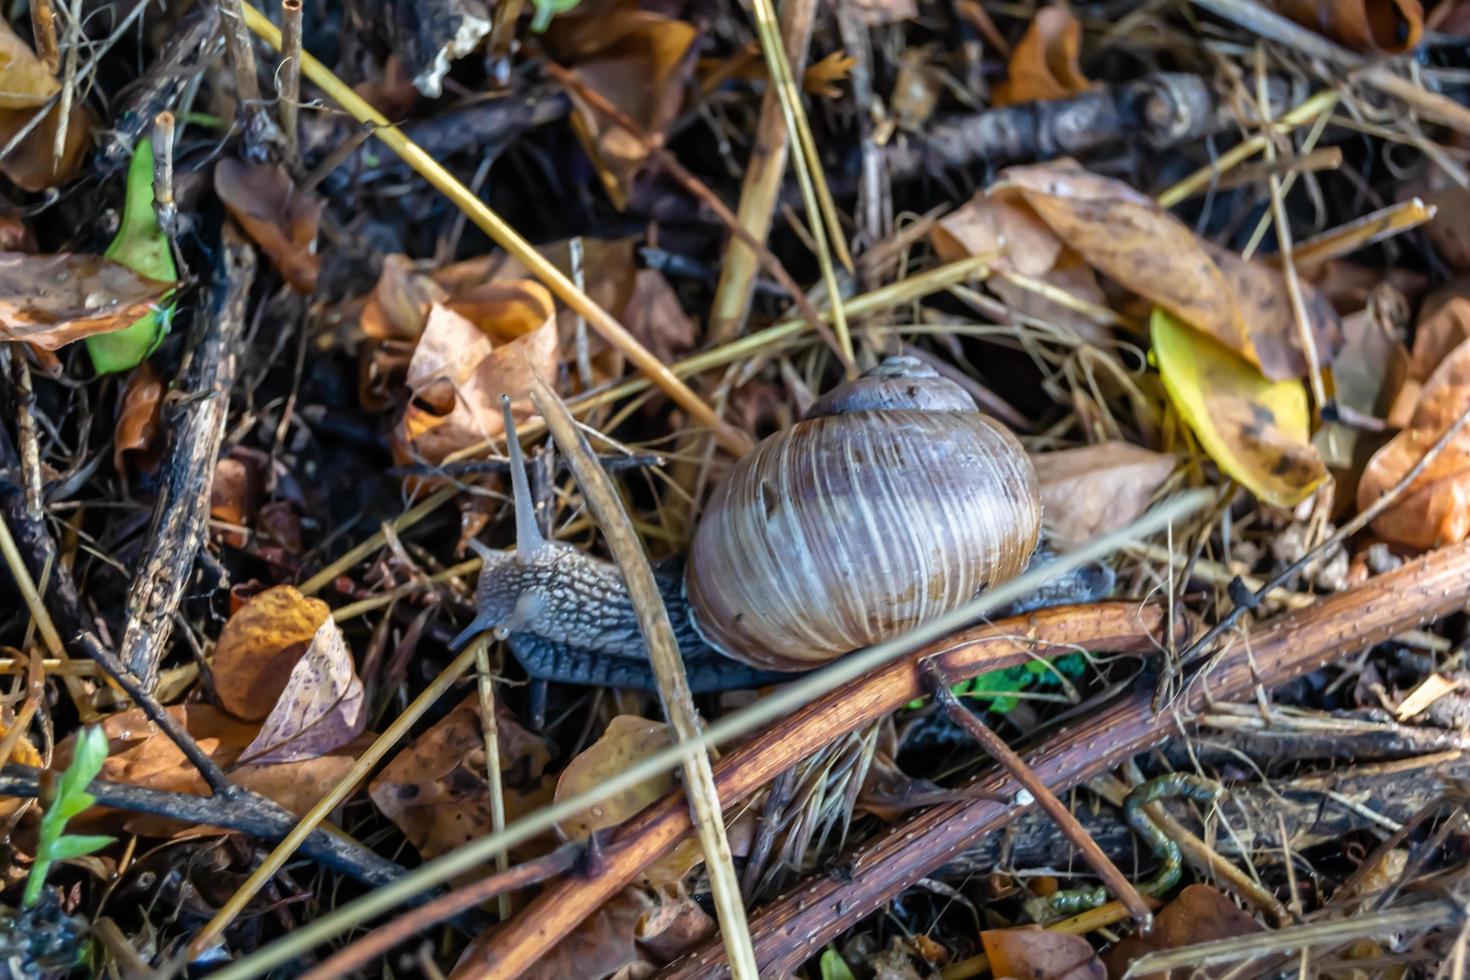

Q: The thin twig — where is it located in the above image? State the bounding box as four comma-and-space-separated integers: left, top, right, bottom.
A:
524, 378, 759, 979
921, 661, 1154, 928
471, 635, 511, 920
278, 0, 303, 157
0, 765, 414, 890
75, 632, 232, 796
238, 1, 753, 457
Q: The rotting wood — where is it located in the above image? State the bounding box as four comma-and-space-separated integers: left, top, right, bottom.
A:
119, 233, 254, 689
663, 537, 1470, 978
472, 601, 1182, 976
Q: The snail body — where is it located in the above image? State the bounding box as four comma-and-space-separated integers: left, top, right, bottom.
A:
454, 357, 1055, 691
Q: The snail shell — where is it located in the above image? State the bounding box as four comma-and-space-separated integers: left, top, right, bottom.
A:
685, 357, 1041, 671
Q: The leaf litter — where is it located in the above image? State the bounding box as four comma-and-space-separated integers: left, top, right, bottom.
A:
5, 0, 1470, 977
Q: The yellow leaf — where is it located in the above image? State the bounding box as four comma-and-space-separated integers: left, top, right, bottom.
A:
1152, 308, 1326, 508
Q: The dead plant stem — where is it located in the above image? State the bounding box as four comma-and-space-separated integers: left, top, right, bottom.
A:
528, 376, 759, 979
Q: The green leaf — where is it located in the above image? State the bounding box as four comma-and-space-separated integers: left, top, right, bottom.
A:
23, 726, 111, 907
43, 834, 115, 862
529, 0, 584, 32
819, 948, 857, 980
87, 136, 178, 375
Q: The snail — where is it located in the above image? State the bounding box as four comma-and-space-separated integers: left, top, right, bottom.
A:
451, 356, 1109, 692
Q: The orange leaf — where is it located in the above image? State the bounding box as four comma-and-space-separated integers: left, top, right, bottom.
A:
395, 284, 560, 465
993, 6, 1094, 107
212, 585, 331, 721
0, 20, 92, 190
0, 253, 172, 349
1273, 0, 1422, 52
113, 361, 165, 478
213, 159, 322, 294
982, 927, 1104, 980
546, 0, 700, 197
1357, 337, 1470, 549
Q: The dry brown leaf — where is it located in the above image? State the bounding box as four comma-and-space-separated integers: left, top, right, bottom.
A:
634, 899, 715, 963
369, 693, 555, 866
555, 715, 704, 886
361, 254, 447, 341
0, 252, 172, 349
396, 283, 559, 465
210, 452, 264, 546
1274, 0, 1422, 52
213, 159, 322, 294
981, 927, 1104, 980
993, 5, 1094, 107
113, 361, 165, 478
804, 51, 856, 98
931, 192, 1110, 343
621, 269, 696, 364
1208, 244, 1343, 381
0, 20, 63, 109
1315, 300, 1408, 475
239, 616, 365, 765
994, 160, 1250, 360
0, 20, 92, 191
54, 704, 371, 836
1357, 337, 1470, 549
1032, 442, 1177, 546
545, 0, 699, 198
456, 888, 656, 980
212, 584, 331, 721
1408, 284, 1470, 383
857, 749, 969, 821
1102, 885, 1261, 979
891, 46, 944, 130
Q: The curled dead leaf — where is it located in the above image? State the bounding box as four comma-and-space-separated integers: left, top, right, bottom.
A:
0, 253, 172, 349
1273, 0, 1422, 52
395, 283, 560, 465
113, 361, 165, 478
239, 616, 366, 765
993, 6, 1094, 107
1032, 442, 1178, 546
545, 0, 699, 199
213, 159, 322, 294
361, 254, 448, 341
1357, 337, 1470, 549
555, 715, 705, 886
0, 20, 92, 190
369, 694, 555, 868
212, 584, 331, 721
932, 192, 1110, 343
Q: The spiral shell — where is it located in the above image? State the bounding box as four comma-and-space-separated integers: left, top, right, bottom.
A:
685, 364, 1040, 671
